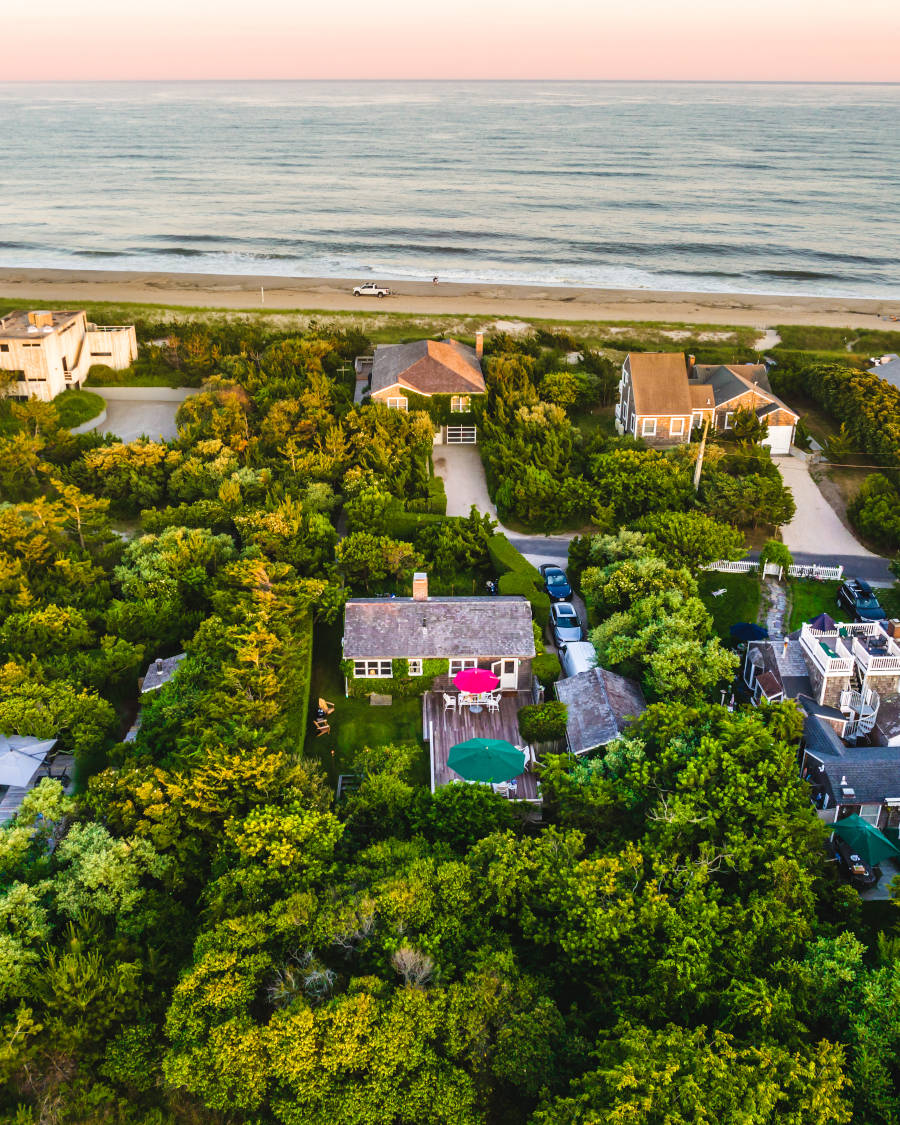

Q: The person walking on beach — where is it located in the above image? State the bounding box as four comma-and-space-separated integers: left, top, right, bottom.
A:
432, 276, 439, 285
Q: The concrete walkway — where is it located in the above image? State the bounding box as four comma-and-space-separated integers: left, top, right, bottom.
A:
777, 454, 880, 560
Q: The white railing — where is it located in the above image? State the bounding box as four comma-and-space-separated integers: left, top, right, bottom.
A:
706, 560, 844, 581
840, 686, 880, 738
852, 635, 900, 674
799, 625, 854, 675
787, 563, 844, 581
707, 560, 758, 573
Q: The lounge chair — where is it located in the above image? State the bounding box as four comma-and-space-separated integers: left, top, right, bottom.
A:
314, 718, 331, 736
318, 697, 335, 715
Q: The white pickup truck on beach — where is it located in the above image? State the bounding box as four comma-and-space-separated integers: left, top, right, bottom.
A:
352, 282, 392, 297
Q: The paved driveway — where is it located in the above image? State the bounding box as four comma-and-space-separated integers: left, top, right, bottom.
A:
776, 454, 879, 559
432, 445, 499, 520
97, 398, 181, 443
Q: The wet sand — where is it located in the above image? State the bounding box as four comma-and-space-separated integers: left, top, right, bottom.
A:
0, 267, 897, 330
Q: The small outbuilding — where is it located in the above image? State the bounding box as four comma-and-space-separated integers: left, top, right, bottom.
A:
554, 666, 646, 756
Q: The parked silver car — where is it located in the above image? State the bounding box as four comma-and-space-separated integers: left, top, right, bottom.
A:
551, 602, 583, 645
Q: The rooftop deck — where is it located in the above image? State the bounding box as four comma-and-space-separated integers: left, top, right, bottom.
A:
423, 689, 541, 803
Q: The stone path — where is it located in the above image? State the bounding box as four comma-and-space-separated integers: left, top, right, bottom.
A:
763, 577, 789, 638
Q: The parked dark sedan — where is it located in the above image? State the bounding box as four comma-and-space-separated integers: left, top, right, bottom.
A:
837, 578, 887, 622
539, 564, 572, 602
832, 836, 878, 889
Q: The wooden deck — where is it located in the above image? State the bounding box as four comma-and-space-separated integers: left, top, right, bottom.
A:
0, 752, 75, 824
423, 690, 541, 803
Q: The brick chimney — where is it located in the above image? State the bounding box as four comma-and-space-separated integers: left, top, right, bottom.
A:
412, 572, 429, 601
475, 332, 484, 361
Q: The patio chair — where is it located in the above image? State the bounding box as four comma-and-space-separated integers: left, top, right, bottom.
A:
318, 697, 335, 715
485, 696, 501, 714
443, 693, 457, 712
313, 718, 331, 737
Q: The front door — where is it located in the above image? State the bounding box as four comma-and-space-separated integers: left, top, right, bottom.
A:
491, 659, 518, 691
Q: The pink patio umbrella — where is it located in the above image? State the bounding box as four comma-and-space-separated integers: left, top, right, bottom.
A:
453, 667, 499, 694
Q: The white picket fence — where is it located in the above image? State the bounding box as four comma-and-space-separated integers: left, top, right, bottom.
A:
706, 559, 843, 581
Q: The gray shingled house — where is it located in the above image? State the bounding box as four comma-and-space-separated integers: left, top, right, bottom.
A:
342, 574, 535, 692
801, 708, 900, 834
554, 667, 646, 756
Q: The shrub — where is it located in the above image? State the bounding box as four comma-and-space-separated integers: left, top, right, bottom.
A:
53, 388, 105, 429
487, 533, 542, 580
518, 701, 568, 743
759, 540, 793, 571
532, 653, 562, 687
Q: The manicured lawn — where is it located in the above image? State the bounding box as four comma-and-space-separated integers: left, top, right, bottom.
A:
698, 571, 762, 639
572, 404, 617, 442
53, 388, 105, 428
786, 579, 842, 633
304, 624, 429, 789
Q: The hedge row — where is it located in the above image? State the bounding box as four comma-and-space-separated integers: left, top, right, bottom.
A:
488, 534, 551, 628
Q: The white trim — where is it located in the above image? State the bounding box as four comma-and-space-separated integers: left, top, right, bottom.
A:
724, 411, 734, 429
641, 417, 657, 436
450, 395, 471, 412
448, 658, 478, 677
407, 659, 423, 676
670, 417, 686, 436
354, 659, 393, 679
386, 396, 408, 411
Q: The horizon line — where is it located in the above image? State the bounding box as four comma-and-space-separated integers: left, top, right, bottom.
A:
2, 78, 899, 86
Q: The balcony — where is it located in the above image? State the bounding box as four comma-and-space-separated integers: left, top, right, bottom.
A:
850, 633, 900, 676
799, 625, 854, 676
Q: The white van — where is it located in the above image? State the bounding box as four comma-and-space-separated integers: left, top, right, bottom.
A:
558, 640, 598, 679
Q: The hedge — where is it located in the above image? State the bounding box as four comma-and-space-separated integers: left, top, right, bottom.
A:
498, 572, 551, 629
487, 534, 542, 581
384, 511, 446, 539
407, 476, 447, 515
518, 701, 568, 743
341, 658, 450, 699
532, 653, 562, 687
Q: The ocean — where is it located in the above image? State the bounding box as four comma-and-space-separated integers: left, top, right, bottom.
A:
0, 81, 898, 298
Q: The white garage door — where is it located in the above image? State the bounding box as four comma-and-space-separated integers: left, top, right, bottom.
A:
762, 425, 793, 456
445, 425, 477, 444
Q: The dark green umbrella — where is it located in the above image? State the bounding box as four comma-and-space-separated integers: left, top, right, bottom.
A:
447, 737, 525, 784
832, 814, 900, 867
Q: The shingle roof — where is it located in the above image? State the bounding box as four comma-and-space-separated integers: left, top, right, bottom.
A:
370, 339, 486, 397
554, 666, 646, 755
141, 653, 187, 693
692, 365, 751, 406
342, 596, 535, 660
0, 734, 58, 787
692, 363, 798, 420
803, 712, 900, 805
868, 355, 900, 392
627, 353, 692, 415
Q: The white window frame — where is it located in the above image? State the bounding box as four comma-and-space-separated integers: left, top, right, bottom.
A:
450, 395, 471, 413
387, 396, 408, 411
407, 659, 423, 676
448, 658, 477, 677
641, 417, 657, 437
354, 659, 393, 679
670, 417, 685, 437
691, 411, 703, 430
724, 411, 734, 429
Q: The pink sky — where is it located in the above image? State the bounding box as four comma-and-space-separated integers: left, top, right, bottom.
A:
8, 0, 900, 82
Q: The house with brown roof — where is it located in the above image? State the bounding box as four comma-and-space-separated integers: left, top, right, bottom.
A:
615, 352, 799, 455
358, 336, 487, 442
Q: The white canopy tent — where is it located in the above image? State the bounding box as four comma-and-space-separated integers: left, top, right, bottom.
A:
0, 735, 58, 788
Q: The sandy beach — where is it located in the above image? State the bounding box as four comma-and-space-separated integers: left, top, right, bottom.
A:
0, 268, 896, 330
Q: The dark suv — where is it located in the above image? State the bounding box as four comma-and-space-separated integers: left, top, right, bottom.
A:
837, 578, 887, 622
539, 564, 572, 602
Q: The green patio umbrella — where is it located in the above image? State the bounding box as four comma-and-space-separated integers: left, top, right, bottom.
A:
832, 814, 900, 868
447, 737, 525, 784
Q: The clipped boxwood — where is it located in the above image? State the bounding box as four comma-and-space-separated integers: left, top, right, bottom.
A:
532, 653, 562, 688
487, 533, 542, 581
518, 701, 568, 743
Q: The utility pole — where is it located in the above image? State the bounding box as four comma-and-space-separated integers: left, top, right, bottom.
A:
693, 417, 710, 492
